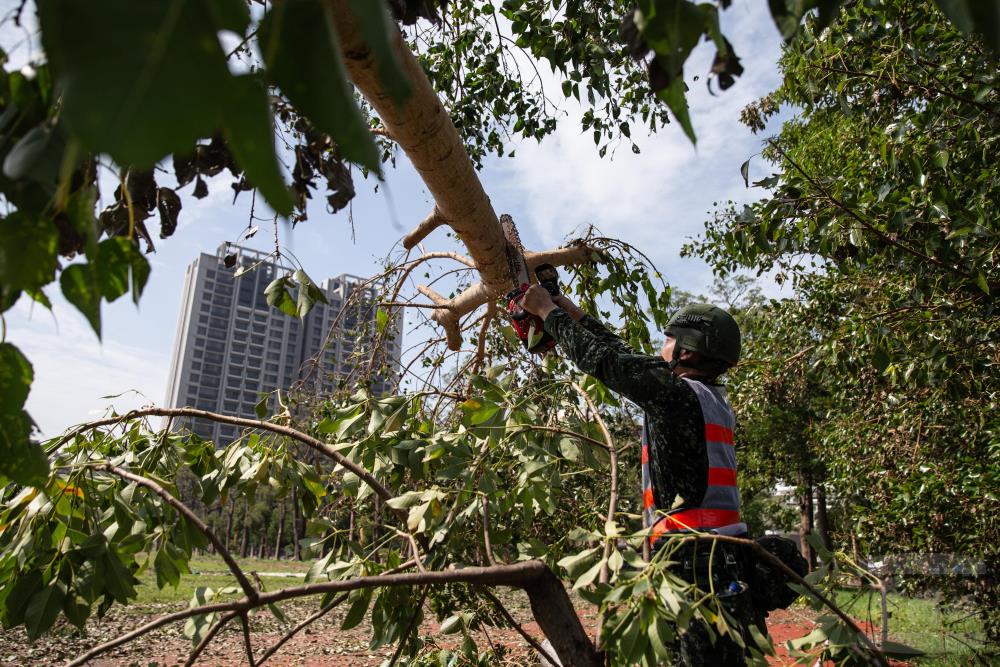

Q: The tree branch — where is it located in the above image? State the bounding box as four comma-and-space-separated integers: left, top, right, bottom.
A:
428, 242, 598, 350
768, 140, 972, 280
239, 613, 256, 667
61, 407, 397, 511
814, 63, 1000, 119
415, 284, 451, 306
98, 464, 258, 602
256, 594, 347, 665
511, 424, 613, 452
572, 383, 618, 585
183, 610, 239, 667
470, 301, 496, 376
66, 560, 601, 667
387, 587, 428, 667
481, 495, 498, 566
256, 560, 416, 665
403, 208, 448, 249
686, 534, 889, 667
479, 587, 560, 667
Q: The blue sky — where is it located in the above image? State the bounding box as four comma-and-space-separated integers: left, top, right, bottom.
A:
2, 1, 789, 436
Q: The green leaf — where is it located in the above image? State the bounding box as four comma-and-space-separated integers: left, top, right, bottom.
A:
37, 0, 251, 167
62, 593, 90, 630
95, 237, 137, 302
386, 490, 426, 510
975, 272, 990, 295
154, 547, 181, 589
259, 0, 381, 172
267, 602, 288, 624
768, 1, 845, 42
24, 580, 66, 640
102, 552, 138, 602
255, 395, 269, 419
573, 558, 605, 589
0, 343, 48, 487
293, 269, 328, 318
789, 625, 829, 651
873, 347, 890, 373
265, 275, 298, 318
740, 158, 750, 188
460, 396, 502, 425
183, 611, 219, 646
0, 214, 60, 300
439, 613, 466, 635
340, 588, 371, 630
1, 569, 43, 627
934, 0, 1000, 51
335, 410, 367, 439
932, 149, 950, 168
2, 124, 67, 185
129, 248, 150, 305
223, 75, 295, 217
813, 0, 847, 33
648, 616, 671, 658
345, 0, 411, 105
557, 547, 602, 578
60, 263, 101, 336
376, 307, 389, 334
880, 640, 925, 658
655, 76, 696, 145
0, 342, 33, 413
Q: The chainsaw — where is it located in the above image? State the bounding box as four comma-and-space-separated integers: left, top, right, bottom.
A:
501, 214, 559, 354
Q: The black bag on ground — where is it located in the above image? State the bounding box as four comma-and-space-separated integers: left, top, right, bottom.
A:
751, 535, 809, 612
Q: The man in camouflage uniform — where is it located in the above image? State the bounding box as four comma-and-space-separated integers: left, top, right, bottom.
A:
521, 286, 757, 666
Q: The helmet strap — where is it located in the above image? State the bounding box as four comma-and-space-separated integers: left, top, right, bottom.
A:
668, 334, 683, 371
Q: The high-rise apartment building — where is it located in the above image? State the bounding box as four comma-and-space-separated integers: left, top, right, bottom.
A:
165, 244, 401, 443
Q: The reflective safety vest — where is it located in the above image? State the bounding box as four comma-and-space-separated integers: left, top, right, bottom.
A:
642, 378, 746, 542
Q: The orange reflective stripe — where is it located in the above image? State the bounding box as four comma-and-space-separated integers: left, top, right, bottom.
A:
651, 509, 742, 538
643, 487, 655, 509
707, 466, 737, 486
641, 444, 649, 464
704, 423, 734, 445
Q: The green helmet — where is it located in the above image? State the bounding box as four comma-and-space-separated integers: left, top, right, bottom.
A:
664, 304, 741, 370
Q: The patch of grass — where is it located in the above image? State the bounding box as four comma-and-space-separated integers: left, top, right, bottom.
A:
832, 588, 989, 666
129, 554, 311, 612
187, 554, 311, 575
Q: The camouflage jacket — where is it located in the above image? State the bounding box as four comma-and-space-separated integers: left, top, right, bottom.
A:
544, 309, 709, 512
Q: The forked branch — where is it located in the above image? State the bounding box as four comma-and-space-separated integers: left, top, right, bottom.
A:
66, 560, 602, 667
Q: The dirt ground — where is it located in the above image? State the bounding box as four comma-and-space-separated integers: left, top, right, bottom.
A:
0, 597, 904, 667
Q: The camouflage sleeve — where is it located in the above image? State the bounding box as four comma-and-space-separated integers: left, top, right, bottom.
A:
543, 309, 690, 410
577, 314, 632, 354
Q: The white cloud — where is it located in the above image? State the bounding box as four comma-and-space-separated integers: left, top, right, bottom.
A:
489, 5, 786, 294
8, 298, 169, 438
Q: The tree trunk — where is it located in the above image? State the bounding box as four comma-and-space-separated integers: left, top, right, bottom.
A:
224, 496, 235, 552
274, 501, 286, 560
327, 1, 596, 349
292, 487, 302, 561
239, 501, 250, 559
798, 471, 815, 570
521, 567, 604, 667
815, 482, 833, 557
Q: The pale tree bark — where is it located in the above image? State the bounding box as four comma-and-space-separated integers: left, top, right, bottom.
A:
313, 6, 608, 665
327, 1, 599, 349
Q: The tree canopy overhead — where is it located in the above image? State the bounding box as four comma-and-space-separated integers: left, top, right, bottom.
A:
687, 0, 1000, 643
0, 0, 999, 664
